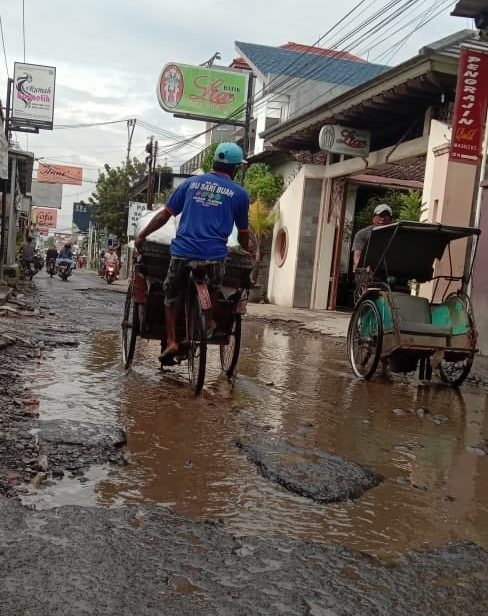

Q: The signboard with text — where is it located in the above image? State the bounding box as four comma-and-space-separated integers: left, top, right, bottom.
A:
157, 63, 249, 124
32, 206, 58, 234
319, 124, 371, 158
12, 62, 56, 130
449, 47, 488, 165
31, 180, 63, 208
38, 163, 83, 185
127, 201, 147, 238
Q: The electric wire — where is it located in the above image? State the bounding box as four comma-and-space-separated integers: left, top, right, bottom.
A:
286, 0, 456, 120
22, 0, 26, 61
0, 15, 9, 78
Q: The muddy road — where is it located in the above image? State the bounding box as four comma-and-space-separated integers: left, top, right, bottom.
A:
1, 268, 488, 615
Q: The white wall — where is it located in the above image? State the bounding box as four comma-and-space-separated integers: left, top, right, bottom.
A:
421, 119, 451, 222
267, 168, 305, 306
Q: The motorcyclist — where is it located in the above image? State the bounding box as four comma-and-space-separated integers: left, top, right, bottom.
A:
46, 246, 58, 263
20, 236, 35, 265
57, 243, 75, 269
104, 247, 119, 278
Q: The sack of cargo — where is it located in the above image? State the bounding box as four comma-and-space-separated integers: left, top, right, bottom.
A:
135, 209, 177, 245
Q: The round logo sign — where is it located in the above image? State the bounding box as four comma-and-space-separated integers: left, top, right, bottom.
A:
318, 125, 335, 151
159, 64, 184, 110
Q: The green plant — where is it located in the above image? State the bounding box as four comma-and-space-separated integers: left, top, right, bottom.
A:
201, 143, 218, 173
243, 163, 283, 285
398, 190, 422, 221
353, 189, 422, 238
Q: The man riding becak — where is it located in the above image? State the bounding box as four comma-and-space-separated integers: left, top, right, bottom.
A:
135, 142, 250, 366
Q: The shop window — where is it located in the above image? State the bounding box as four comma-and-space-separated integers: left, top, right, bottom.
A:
275, 227, 288, 267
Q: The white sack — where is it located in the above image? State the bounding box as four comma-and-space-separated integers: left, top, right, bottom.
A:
135, 209, 177, 245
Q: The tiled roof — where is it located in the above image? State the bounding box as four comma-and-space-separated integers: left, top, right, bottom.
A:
280, 42, 365, 62
235, 41, 389, 87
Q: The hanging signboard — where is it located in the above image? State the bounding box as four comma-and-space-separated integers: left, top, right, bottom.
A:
32, 206, 58, 233
319, 124, 371, 158
12, 62, 56, 130
127, 201, 147, 238
31, 180, 63, 208
157, 63, 249, 124
37, 163, 83, 185
449, 46, 488, 165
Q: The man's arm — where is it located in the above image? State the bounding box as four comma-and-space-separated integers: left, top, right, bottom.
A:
351, 227, 368, 272
135, 207, 172, 251
352, 250, 362, 272
237, 229, 250, 252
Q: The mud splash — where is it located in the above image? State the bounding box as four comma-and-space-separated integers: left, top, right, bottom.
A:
26, 316, 488, 561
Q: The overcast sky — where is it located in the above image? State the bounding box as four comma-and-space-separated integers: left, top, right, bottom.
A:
0, 0, 473, 230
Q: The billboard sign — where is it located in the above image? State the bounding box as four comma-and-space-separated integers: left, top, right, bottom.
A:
319, 124, 371, 158
32, 206, 57, 233
157, 63, 249, 124
37, 163, 83, 185
449, 46, 488, 165
73, 202, 93, 233
31, 180, 63, 208
127, 201, 147, 238
12, 62, 56, 130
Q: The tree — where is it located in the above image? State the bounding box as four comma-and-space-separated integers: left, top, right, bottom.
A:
244, 163, 283, 286
398, 190, 422, 221
88, 158, 146, 242
202, 143, 218, 173
352, 189, 422, 238
244, 163, 283, 205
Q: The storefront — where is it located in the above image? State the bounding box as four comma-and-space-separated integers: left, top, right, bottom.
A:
262, 31, 479, 310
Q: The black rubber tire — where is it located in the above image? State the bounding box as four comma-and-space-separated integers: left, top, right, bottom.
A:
122, 287, 139, 369
186, 290, 207, 395
347, 299, 383, 380
437, 294, 476, 388
220, 313, 242, 378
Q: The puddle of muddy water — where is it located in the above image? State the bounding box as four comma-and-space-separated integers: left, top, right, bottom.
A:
27, 321, 488, 561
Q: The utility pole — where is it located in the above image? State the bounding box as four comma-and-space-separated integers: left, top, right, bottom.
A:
126, 118, 136, 167
0, 78, 13, 282
145, 137, 158, 211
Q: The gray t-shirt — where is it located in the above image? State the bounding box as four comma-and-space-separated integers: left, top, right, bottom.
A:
351, 225, 374, 254
21, 243, 35, 260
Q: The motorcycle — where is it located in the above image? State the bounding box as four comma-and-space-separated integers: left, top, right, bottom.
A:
47, 258, 56, 278
33, 254, 44, 272
57, 260, 72, 282
105, 264, 116, 284
22, 259, 36, 281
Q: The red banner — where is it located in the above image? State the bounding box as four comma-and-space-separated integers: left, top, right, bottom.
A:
449, 47, 488, 165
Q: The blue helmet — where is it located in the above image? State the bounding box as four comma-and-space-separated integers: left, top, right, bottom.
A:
213, 142, 246, 165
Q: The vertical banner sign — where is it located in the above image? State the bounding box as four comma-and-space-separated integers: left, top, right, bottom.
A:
12, 62, 56, 130
449, 47, 488, 165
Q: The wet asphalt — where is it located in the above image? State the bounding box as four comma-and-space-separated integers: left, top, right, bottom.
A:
1, 268, 488, 615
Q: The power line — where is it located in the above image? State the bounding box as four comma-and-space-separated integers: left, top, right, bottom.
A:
286, 0, 455, 119
0, 15, 9, 78
22, 0, 26, 62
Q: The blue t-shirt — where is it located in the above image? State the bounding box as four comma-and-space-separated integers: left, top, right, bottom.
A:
166, 171, 249, 260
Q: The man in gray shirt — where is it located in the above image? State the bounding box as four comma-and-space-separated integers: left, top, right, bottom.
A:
20, 236, 35, 263
352, 204, 393, 271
